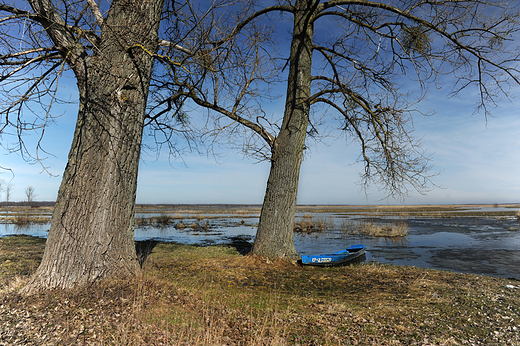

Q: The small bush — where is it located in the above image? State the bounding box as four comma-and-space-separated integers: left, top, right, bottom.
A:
10, 214, 49, 225
294, 215, 332, 234
187, 222, 211, 232
188, 222, 200, 230
174, 222, 186, 230
134, 217, 148, 227
342, 218, 408, 238
13, 215, 32, 225
360, 220, 408, 238
153, 214, 172, 226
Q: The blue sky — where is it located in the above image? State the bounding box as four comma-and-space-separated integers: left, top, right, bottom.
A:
1, 80, 519, 205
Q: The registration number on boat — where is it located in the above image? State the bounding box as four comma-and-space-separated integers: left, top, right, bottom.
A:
312, 257, 332, 263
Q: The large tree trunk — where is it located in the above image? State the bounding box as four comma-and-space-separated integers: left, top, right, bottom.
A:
22, 0, 164, 295
252, 0, 316, 261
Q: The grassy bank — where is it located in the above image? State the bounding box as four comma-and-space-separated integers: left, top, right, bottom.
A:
1, 235, 519, 345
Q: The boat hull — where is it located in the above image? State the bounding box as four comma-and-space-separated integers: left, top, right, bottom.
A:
300, 244, 366, 267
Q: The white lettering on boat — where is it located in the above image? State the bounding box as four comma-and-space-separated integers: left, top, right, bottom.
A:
312, 257, 332, 263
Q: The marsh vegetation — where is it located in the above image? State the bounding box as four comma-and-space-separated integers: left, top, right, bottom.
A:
293, 214, 333, 234
0, 207, 53, 228
2, 204, 519, 278
342, 218, 408, 238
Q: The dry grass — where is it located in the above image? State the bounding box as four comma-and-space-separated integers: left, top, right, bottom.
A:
295, 204, 520, 219
1, 236, 520, 345
359, 219, 408, 237
135, 214, 213, 232
0, 211, 51, 225
3, 204, 519, 222
294, 214, 333, 234
174, 222, 186, 230
0, 236, 46, 295
342, 218, 408, 239
135, 214, 183, 227
12, 214, 50, 225
135, 205, 261, 217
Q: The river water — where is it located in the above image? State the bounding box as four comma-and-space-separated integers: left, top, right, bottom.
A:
2, 208, 519, 279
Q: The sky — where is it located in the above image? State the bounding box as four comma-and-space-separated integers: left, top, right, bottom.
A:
1, 81, 519, 206
1, 1, 519, 206
137, 88, 520, 205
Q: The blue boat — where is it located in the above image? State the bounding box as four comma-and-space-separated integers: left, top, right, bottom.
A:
300, 244, 366, 266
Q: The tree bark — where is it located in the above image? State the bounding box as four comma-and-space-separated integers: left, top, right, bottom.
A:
22, 0, 164, 294
251, 0, 317, 261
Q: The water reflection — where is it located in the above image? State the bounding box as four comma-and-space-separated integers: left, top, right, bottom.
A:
1, 223, 50, 238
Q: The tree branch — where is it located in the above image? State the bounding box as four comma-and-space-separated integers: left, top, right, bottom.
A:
318, 0, 520, 87
184, 88, 275, 147
213, 5, 294, 46
86, 0, 104, 27
27, 0, 86, 65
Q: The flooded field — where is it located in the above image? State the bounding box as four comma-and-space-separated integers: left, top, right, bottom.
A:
1, 204, 519, 279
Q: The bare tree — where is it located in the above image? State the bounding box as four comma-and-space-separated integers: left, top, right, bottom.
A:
5, 182, 13, 206
0, 179, 4, 202
0, 0, 209, 294
166, 0, 520, 260
25, 185, 37, 205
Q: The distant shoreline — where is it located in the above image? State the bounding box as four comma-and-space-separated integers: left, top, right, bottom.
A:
0, 201, 519, 209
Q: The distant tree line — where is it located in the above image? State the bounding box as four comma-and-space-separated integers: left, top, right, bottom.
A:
0, 201, 54, 207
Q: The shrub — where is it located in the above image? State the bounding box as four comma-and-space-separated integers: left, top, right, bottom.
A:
294, 215, 332, 234
342, 218, 408, 238
174, 222, 186, 230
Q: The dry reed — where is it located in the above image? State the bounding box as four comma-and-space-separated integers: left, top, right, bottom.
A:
294, 214, 332, 233
342, 218, 408, 238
